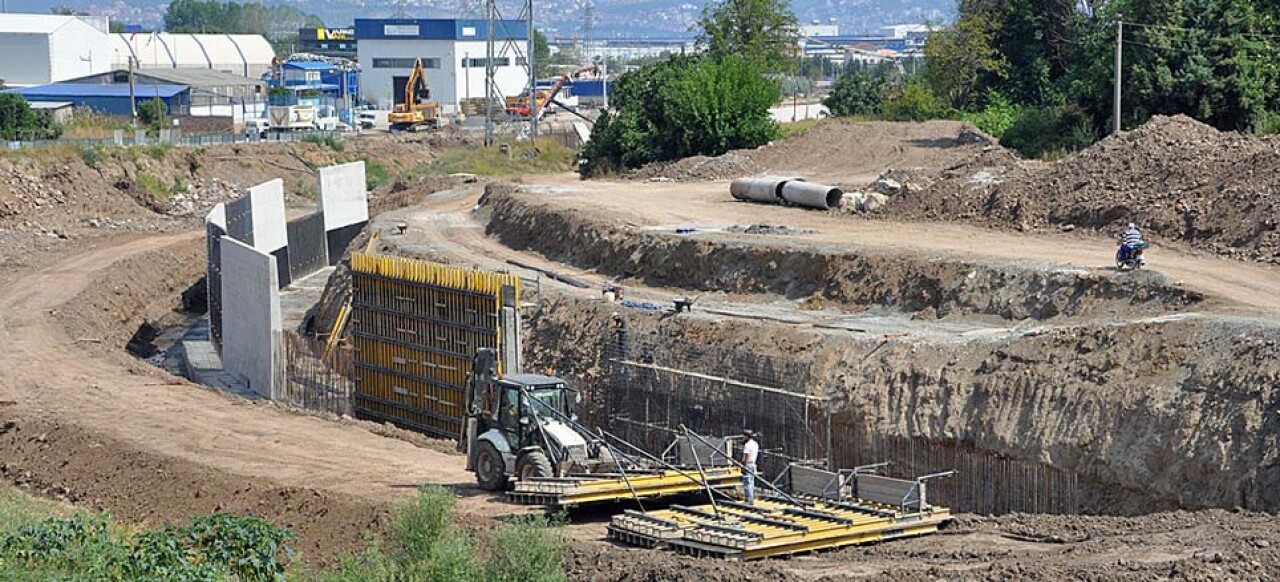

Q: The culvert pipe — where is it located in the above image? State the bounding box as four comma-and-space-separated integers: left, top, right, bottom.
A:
730, 176, 803, 204
781, 181, 843, 209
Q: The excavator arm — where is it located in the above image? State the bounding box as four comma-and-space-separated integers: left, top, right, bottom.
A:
402, 57, 429, 110
533, 64, 601, 120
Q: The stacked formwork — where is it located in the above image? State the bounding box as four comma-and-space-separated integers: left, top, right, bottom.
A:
348, 254, 522, 438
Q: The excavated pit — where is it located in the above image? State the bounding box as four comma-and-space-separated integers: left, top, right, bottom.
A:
481, 185, 1279, 516
525, 296, 1280, 516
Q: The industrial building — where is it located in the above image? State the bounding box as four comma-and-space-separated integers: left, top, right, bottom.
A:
0, 14, 111, 86
108, 33, 276, 78
298, 27, 357, 59
59, 67, 267, 116
355, 18, 529, 114
9, 83, 190, 116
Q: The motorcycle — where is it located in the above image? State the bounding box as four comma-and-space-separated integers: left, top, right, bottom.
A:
1116, 242, 1149, 271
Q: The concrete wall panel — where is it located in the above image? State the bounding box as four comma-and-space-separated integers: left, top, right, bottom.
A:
319, 161, 369, 231
287, 212, 329, 281
205, 203, 228, 350
220, 236, 283, 400
248, 178, 288, 253
225, 195, 254, 246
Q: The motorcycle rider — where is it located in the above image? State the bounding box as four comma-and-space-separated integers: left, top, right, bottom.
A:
1119, 223, 1145, 265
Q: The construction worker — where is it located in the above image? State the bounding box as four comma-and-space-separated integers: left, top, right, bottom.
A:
742, 429, 759, 504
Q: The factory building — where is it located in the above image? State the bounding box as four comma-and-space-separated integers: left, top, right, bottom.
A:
0, 14, 111, 86
355, 18, 529, 114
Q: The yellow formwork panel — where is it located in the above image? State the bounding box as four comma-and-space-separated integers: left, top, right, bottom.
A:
348, 254, 521, 438
609, 496, 953, 560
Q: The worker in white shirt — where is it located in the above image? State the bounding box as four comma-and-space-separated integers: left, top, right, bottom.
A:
742, 429, 759, 504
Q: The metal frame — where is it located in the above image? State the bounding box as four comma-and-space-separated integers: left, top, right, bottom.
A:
484, 0, 537, 145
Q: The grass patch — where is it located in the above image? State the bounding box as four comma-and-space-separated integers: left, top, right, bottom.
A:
302, 133, 345, 152
776, 117, 825, 140
135, 173, 169, 200
78, 146, 100, 169
142, 144, 171, 161
426, 139, 577, 177
364, 158, 389, 191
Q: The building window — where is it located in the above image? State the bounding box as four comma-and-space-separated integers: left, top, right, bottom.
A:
373, 58, 441, 69
384, 24, 420, 36
465, 57, 511, 68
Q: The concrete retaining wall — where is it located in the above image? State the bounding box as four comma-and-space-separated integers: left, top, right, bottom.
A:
319, 161, 369, 264
247, 179, 290, 288
219, 236, 283, 400
205, 203, 228, 350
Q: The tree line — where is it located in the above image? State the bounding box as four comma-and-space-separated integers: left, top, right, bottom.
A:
826, 0, 1280, 157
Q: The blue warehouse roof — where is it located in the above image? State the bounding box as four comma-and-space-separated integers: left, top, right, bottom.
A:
354, 18, 527, 41
11, 83, 188, 99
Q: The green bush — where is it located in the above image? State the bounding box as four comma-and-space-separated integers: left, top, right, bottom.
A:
79, 146, 101, 168
879, 82, 948, 122
580, 54, 779, 177
823, 71, 885, 118
958, 92, 1021, 138
1000, 103, 1097, 159
483, 515, 565, 582
138, 98, 168, 130
392, 485, 453, 560
0, 93, 60, 141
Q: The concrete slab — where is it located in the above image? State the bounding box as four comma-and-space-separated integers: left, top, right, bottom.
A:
220, 236, 283, 400
319, 161, 369, 231
248, 178, 287, 253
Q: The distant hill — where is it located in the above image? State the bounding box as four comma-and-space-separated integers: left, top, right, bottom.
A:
22, 0, 953, 38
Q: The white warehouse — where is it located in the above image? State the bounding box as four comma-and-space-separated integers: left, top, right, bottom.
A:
109, 33, 276, 78
355, 18, 530, 114
0, 14, 111, 86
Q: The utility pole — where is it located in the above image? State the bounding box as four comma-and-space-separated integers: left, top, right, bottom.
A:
526, 2, 538, 139
128, 56, 137, 122
1113, 17, 1123, 134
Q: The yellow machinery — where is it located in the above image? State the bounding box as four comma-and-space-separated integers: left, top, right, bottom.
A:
389, 57, 440, 131
508, 466, 742, 508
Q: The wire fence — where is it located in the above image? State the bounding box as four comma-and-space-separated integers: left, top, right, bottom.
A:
5, 128, 347, 152
281, 331, 354, 417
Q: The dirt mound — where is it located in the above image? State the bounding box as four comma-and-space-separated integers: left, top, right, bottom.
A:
624, 120, 1016, 185
566, 544, 795, 581
885, 115, 1280, 263
0, 135, 444, 239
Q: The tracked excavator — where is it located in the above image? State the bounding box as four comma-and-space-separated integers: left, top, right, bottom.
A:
388, 57, 440, 131
505, 64, 601, 120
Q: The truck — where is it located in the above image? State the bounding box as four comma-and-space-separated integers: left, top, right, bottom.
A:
268, 104, 319, 131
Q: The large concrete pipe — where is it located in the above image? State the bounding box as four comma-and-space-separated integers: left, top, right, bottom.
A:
780, 181, 843, 209
730, 176, 803, 203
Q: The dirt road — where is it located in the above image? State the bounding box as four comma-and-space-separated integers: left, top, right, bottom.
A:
513, 176, 1280, 316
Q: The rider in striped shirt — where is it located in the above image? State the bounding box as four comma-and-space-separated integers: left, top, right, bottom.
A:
1120, 223, 1145, 263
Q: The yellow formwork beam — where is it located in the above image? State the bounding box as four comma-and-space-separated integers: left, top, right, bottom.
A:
510, 468, 743, 507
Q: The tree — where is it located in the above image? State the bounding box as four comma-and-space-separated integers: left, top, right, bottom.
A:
923, 13, 1008, 110
534, 29, 552, 77
580, 55, 779, 176
823, 71, 885, 117
138, 98, 168, 129
165, 0, 322, 36
0, 94, 60, 141
696, 0, 798, 73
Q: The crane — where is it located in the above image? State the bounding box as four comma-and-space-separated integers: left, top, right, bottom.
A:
388, 57, 440, 131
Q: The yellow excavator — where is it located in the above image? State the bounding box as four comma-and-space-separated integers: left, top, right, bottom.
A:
388, 57, 440, 131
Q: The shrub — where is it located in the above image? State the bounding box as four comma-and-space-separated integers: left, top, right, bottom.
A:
136, 173, 169, 198
879, 82, 948, 122
483, 515, 565, 582
958, 91, 1021, 138
0, 93, 60, 141
302, 133, 344, 152
823, 71, 884, 118
580, 54, 779, 177
1000, 103, 1097, 159
137, 98, 168, 130
392, 485, 454, 560
79, 147, 100, 169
